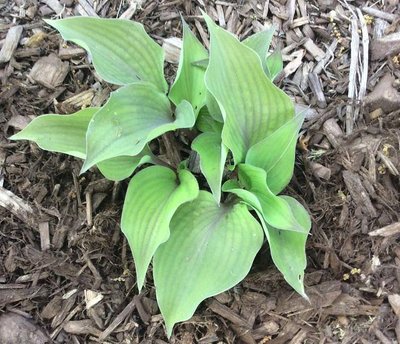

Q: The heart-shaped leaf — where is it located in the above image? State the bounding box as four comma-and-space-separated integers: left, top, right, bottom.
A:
82, 83, 195, 172
192, 132, 227, 204
203, 13, 294, 164
169, 20, 208, 116
121, 166, 199, 291
246, 113, 305, 194
46, 18, 167, 92
153, 191, 263, 337
10, 107, 99, 159
265, 195, 311, 298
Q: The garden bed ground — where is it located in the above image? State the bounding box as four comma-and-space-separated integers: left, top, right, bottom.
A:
1, 0, 400, 343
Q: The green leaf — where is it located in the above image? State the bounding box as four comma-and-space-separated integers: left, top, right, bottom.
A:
97, 146, 155, 181
82, 83, 195, 172
203, 14, 294, 164
205, 91, 223, 123
121, 166, 199, 291
242, 28, 274, 72
45, 17, 167, 92
169, 20, 208, 116
195, 107, 223, 133
265, 196, 311, 298
265, 50, 283, 81
153, 191, 263, 337
192, 132, 227, 204
10, 107, 99, 159
246, 113, 305, 194
224, 164, 304, 232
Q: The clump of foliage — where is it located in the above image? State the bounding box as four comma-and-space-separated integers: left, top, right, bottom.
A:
11, 13, 311, 336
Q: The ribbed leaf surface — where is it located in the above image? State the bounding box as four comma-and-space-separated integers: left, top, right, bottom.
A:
97, 146, 155, 181
121, 166, 199, 291
82, 83, 195, 172
203, 14, 295, 163
246, 113, 304, 194
46, 18, 167, 91
266, 196, 311, 298
153, 191, 263, 337
10, 108, 98, 159
192, 132, 227, 204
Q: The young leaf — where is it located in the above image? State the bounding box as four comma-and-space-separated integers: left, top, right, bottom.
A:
97, 146, 155, 181
224, 164, 304, 232
153, 191, 263, 337
121, 166, 199, 291
45, 18, 168, 92
265, 50, 283, 81
242, 28, 274, 72
169, 20, 208, 116
246, 113, 305, 194
82, 83, 195, 172
264, 196, 311, 298
192, 132, 227, 204
203, 13, 294, 164
10, 107, 99, 159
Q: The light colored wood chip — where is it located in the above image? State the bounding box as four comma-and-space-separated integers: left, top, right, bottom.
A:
309, 72, 327, 108
0, 186, 37, 228
162, 37, 182, 64
362, 6, 397, 23
29, 53, 69, 89
44, 0, 64, 15
0, 26, 23, 64
59, 44, 86, 59
39, 222, 50, 251
302, 38, 325, 61
369, 222, 400, 237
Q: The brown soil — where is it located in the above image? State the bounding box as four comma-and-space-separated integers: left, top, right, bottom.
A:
1, 0, 400, 343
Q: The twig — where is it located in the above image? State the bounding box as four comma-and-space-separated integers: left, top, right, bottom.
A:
362, 7, 397, 23
356, 8, 369, 102
346, 16, 359, 135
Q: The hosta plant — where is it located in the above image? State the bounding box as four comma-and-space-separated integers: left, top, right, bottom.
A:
11, 13, 311, 337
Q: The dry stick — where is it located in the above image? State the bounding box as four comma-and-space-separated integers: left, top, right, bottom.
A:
362, 6, 397, 23
356, 8, 369, 104
98, 298, 136, 341
346, 16, 359, 135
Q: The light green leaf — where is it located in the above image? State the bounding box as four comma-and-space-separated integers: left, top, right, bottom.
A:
153, 191, 263, 337
195, 106, 223, 133
191, 58, 209, 69
192, 132, 227, 204
242, 28, 274, 72
45, 17, 167, 92
203, 13, 294, 164
121, 166, 199, 291
265, 196, 311, 298
97, 146, 155, 181
246, 113, 304, 194
224, 164, 304, 232
265, 50, 283, 81
169, 20, 208, 116
82, 83, 195, 172
205, 91, 223, 123
10, 107, 99, 159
